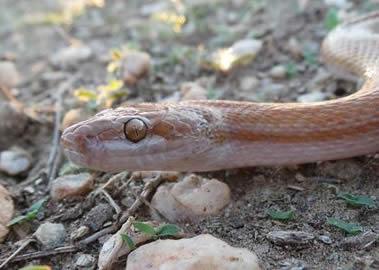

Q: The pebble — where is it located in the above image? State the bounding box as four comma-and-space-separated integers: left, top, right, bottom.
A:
270, 65, 287, 79
0, 148, 31, 176
287, 38, 303, 58
267, 230, 315, 245
0, 61, 21, 88
50, 173, 94, 201
50, 46, 92, 68
140, 2, 169, 16
75, 253, 96, 268
297, 91, 327, 103
62, 108, 92, 130
209, 38, 263, 72
324, 0, 352, 9
71, 225, 90, 240
239, 76, 260, 92
231, 39, 263, 57
151, 174, 231, 222
121, 51, 151, 85
83, 203, 113, 231
126, 234, 261, 270
0, 184, 14, 242
319, 235, 333, 245
180, 82, 207, 100
34, 222, 67, 248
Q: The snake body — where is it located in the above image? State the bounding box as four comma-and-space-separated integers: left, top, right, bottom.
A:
62, 12, 379, 172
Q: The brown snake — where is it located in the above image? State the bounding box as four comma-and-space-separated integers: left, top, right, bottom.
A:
61, 12, 379, 172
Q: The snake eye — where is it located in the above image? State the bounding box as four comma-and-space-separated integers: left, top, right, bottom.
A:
123, 118, 147, 143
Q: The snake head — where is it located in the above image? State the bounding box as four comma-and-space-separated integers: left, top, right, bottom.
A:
61, 103, 215, 172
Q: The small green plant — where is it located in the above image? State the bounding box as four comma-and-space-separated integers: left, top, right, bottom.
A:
303, 48, 317, 66
267, 209, 295, 221
284, 62, 298, 78
8, 198, 48, 226
121, 222, 181, 250
324, 8, 339, 31
337, 192, 376, 208
327, 217, 363, 235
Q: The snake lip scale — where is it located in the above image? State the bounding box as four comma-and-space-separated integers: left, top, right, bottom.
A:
61, 12, 379, 172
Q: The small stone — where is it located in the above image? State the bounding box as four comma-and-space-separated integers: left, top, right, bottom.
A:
319, 235, 333, 244
34, 222, 66, 248
83, 204, 113, 231
180, 82, 207, 100
324, 0, 352, 9
267, 230, 315, 245
239, 76, 260, 92
287, 38, 303, 58
71, 225, 90, 240
0, 148, 31, 176
140, 2, 169, 16
121, 51, 151, 85
279, 258, 308, 270
0, 184, 14, 242
0, 61, 21, 88
126, 234, 261, 270
151, 174, 231, 222
231, 39, 263, 57
51, 46, 92, 68
270, 65, 287, 79
50, 173, 93, 201
76, 254, 96, 267
297, 91, 327, 103
62, 108, 92, 130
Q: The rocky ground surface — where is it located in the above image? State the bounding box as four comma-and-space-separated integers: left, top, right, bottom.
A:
0, 0, 378, 269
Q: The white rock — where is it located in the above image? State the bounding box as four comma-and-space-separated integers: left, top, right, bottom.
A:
126, 234, 261, 270
239, 76, 260, 92
76, 254, 96, 267
324, 0, 352, 9
35, 222, 66, 248
151, 174, 230, 222
50, 173, 93, 200
270, 65, 287, 79
0, 184, 14, 242
0, 61, 21, 88
140, 2, 169, 16
0, 148, 31, 176
230, 39, 263, 57
297, 91, 327, 103
51, 46, 92, 68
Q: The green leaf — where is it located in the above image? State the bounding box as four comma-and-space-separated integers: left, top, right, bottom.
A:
8, 198, 47, 226
267, 209, 295, 221
327, 217, 363, 235
156, 224, 181, 237
19, 265, 51, 270
284, 62, 297, 78
337, 192, 376, 208
132, 222, 156, 236
121, 234, 136, 250
324, 8, 339, 31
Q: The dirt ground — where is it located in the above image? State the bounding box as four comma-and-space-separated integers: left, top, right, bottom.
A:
0, 0, 378, 269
